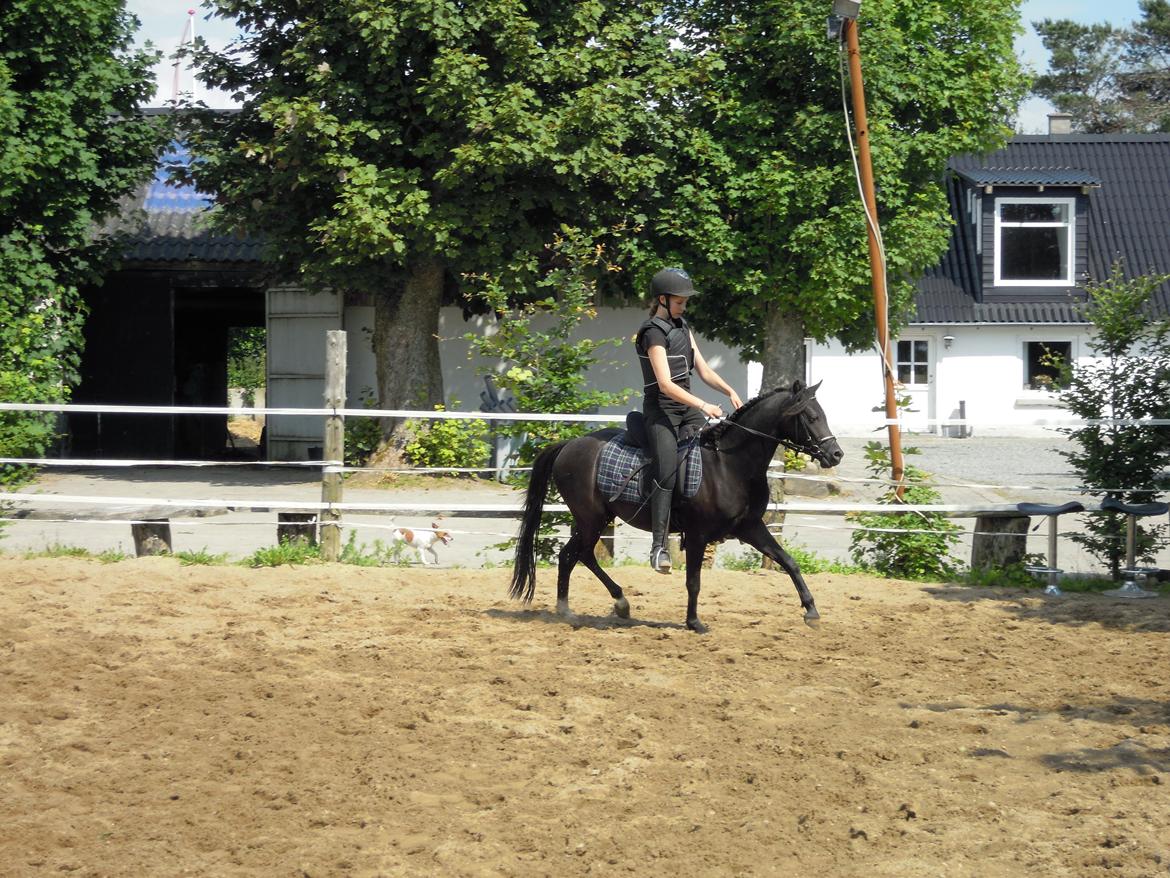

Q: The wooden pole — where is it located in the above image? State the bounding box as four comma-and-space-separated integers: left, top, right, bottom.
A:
321, 330, 346, 561
843, 17, 905, 495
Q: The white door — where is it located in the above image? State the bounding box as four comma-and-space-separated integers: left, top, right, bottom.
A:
895, 338, 935, 433
266, 286, 342, 460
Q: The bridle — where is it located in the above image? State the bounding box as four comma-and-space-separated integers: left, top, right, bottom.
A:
717, 409, 836, 460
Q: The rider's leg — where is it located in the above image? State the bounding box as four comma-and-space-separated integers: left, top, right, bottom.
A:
646, 418, 678, 573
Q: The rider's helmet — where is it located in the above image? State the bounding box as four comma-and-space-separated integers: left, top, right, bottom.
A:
651, 267, 698, 299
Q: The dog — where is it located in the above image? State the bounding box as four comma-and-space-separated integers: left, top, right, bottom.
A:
389, 521, 452, 565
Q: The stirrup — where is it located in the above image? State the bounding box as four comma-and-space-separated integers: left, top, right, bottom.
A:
650, 546, 672, 574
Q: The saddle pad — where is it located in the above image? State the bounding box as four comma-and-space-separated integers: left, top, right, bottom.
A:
596, 432, 702, 503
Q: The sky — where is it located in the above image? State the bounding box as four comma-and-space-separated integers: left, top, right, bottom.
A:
127, 0, 1145, 130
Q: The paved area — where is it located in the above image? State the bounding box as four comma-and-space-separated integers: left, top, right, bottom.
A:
2, 433, 1167, 575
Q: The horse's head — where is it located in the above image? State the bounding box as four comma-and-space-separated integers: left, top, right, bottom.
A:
778, 380, 844, 469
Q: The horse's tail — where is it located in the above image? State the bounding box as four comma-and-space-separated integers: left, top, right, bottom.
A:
510, 439, 569, 604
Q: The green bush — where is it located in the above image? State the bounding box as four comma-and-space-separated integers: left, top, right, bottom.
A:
848, 441, 962, 580
227, 327, 266, 395
403, 402, 490, 473
344, 389, 384, 467
1054, 265, 1170, 577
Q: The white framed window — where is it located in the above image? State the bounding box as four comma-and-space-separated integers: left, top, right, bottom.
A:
994, 197, 1076, 286
896, 339, 930, 386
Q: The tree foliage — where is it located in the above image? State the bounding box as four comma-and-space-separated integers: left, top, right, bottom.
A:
181, 0, 678, 442
1055, 266, 1170, 576
464, 225, 634, 465
647, 0, 1027, 385
1032, 1, 1170, 133
0, 0, 165, 479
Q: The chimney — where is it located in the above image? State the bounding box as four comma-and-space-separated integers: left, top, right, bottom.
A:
1048, 113, 1073, 136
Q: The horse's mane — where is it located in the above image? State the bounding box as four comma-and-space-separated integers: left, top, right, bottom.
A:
701, 385, 790, 445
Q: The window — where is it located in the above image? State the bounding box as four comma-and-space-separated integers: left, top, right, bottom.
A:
1024, 341, 1070, 390
994, 197, 1075, 286
896, 339, 929, 385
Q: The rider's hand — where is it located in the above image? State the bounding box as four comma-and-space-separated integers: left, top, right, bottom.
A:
704, 402, 725, 419
728, 391, 744, 410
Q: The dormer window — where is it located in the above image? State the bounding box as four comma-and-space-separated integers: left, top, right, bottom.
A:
993, 197, 1076, 286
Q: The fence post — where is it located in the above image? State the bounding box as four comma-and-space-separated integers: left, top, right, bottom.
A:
321, 330, 347, 561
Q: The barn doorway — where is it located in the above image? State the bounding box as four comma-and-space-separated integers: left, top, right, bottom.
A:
173, 287, 265, 459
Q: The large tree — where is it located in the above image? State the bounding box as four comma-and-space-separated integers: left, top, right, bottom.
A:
0, 0, 165, 469
1032, 1, 1170, 133
182, 0, 677, 444
650, 0, 1027, 387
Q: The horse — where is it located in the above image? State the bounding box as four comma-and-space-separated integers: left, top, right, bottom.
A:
510, 380, 844, 633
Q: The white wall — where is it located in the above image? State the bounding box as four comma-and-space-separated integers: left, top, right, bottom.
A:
808, 325, 1097, 438
343, 304, 758, 415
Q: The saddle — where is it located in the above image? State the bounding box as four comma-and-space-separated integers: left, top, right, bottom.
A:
596, 412, 703, 504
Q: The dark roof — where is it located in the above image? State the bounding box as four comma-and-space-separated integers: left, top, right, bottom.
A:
109, 142, 266, 266
913, 134, 1170, 324
955, 168, 1101, 187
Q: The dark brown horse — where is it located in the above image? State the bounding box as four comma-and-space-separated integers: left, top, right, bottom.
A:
510, 381, 844, 632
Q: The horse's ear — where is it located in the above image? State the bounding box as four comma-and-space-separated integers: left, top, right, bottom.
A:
790, 379, 806, 394
808, 380, 822, 395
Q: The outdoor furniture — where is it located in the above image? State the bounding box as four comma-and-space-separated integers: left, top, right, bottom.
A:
1017, 501, 1086, 595
1100, 497, 1170, 599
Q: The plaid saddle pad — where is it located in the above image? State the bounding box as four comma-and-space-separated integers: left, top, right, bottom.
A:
596, 433, 702, 503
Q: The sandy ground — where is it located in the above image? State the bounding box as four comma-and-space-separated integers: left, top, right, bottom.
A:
1, 558, 1168, 878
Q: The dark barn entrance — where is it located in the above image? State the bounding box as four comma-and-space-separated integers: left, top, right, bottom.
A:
70, 276, 264, 460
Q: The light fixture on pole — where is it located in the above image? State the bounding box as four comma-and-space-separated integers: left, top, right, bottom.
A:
943, 334, 955, 350
833, 0, 905, 493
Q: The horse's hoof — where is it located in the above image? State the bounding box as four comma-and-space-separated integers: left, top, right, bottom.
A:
687, 618, 709, 634
556, 599, 571, 617
803, 609, 821, 628
614, 596, 630, 619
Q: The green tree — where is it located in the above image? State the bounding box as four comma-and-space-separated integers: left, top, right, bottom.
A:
181, 1, 677, 449
1055, 265, 1170, 576
464, 225, 634, 465
650, 0, 1027, 386
0, 0, 165, 482
1031, 20, 1129, 133
1031, 2, 1170, 133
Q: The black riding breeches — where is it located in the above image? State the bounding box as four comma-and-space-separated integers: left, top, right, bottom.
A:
644, 405, 704, 492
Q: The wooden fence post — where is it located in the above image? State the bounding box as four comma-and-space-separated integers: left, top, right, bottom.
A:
320, 330, 346, 561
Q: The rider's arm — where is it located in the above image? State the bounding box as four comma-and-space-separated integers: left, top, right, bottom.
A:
647, 345, 724, 419
691, 334, 744, 409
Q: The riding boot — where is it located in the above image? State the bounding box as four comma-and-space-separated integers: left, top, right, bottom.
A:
649, 481, 673, 574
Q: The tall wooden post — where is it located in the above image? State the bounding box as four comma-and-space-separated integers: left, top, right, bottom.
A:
843, 16, 905, 495
321, 330, 347, 561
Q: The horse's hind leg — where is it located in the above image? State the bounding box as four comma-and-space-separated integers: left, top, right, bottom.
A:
577, 543, 630, 620
734, 518, 820, 625
556, 530, 584, 616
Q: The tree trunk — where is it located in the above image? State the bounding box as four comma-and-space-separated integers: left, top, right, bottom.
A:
759, 306, 806, 569
372, 256, 445, 451
759, 304, 806, 391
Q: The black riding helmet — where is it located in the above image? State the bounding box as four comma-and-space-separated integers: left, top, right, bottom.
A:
651, 267, 699, 299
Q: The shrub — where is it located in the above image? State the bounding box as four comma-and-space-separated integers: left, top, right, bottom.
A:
848, 441, 962, 580
403, 401, 490, 473
1054, 265, 1170, 576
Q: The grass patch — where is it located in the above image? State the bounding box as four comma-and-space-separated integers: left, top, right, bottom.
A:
719, 544, 863, 575
25, 544, 94, 559
242, 541, 322, 568
177, 548, 230, 566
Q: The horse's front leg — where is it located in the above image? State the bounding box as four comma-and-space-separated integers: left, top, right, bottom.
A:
733, 518, 820, 625
683, 537, 709, 634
